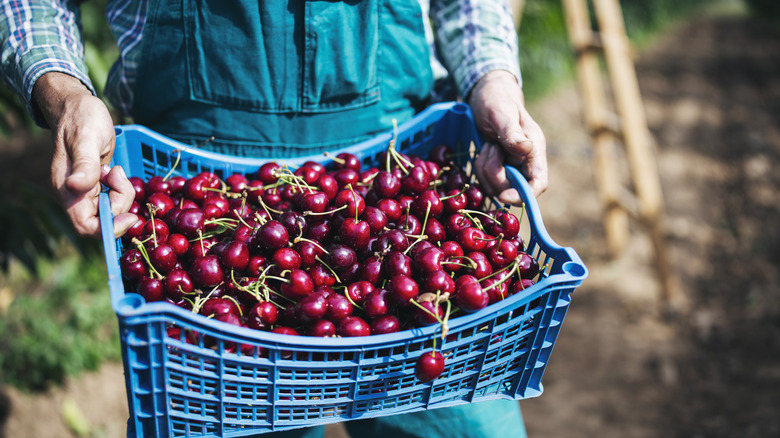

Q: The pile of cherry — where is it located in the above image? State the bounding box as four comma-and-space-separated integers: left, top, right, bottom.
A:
119, 143, 540, 382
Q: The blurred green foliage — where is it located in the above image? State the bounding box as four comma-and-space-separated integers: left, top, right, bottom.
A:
0, 254, 120, 391
517, 0, 713, 102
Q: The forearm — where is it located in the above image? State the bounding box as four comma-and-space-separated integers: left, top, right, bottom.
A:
0, 0, 95, 127
429, 0, 522, 99
431, 0, 521, 97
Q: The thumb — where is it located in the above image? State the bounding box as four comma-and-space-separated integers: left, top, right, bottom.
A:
499, 125, 534, 158
64, 136, 105, 194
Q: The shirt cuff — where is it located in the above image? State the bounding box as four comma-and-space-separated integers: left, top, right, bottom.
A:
452, 53, 522, 101
16, 47, 95, 128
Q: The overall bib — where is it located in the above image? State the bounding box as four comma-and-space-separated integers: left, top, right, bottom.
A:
132, 1, 527, 436
133, 0, 434, 157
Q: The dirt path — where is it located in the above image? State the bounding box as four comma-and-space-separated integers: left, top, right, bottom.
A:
2, 7, 779, 438
521, 8, 780, 438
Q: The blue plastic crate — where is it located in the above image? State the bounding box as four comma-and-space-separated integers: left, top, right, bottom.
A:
99, 102, 587, 437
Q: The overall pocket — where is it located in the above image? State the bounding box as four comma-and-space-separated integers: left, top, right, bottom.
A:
183, 0, 381, 113
302, 0, 381, 112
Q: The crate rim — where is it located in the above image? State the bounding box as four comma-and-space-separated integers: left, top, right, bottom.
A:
99, 101, 587, 349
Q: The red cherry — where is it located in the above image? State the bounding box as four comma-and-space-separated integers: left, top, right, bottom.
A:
164, 268, 194, 301
257, 162, 281, 184
455, 281, 489, 312
138, 276, 164, 302
387, 275, 419, 306
370, 315, 401, 335
517, 252, 540, 279
128, 176, 146, 202
400, 165, 430, 196
376, 198, 402, 222
325, 293, 353, 322
272, 247, 302, 271
346, 281, 373, 306
256, 220, 289, 252
149, 243, 177, 274
415, 351, 445, 382
280, 269, 314, 299
363, 288, 392, 318
222, 241, 250, 272
372, 171, 401, 198
412, 190, 443, 218
414, 300, 444, 326
382, 251, 412, 278
190, 255, 225, 288
297, 293, 328, 323
120, 249, 147, 281
308, 319, 337, 337
167, 233, 190, 256
339, 217, 371, 250
337, 316, 371, 337
316, 174, 339, 200
175, 208, 205, 239
422, 269, 455, 295
308, 263, 336, 287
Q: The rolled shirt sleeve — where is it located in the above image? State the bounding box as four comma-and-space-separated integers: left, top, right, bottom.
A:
0, 0, 95, 127
429, 0, 522, 99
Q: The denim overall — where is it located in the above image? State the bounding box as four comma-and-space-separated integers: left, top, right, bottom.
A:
132, 1, 527, 436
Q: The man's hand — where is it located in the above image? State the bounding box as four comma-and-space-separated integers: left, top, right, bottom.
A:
33, 72, 137, 238
468, 70, 548, 203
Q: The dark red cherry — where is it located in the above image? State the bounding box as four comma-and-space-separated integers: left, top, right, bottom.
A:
325, 293, 353, 322
363, 288, 393, 318
190, 255, 225, 288
387, 275, 419, 306
370, 315, 401, 335
280, 269, 314, 300
415, 351, 445, 382
138, 276, 164, 302
257, 162, 281, 184
337, 316, 371, 337
308, 319, 337, 337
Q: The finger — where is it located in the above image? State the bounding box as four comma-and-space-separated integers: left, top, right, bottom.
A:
101, 165, 135, 217
65, 185, 103, 238
498, 124, 534, 159
498, 188, 523, 206
113, 213, 140, 239
65, 132, 111, 195
482, 143, 513, 196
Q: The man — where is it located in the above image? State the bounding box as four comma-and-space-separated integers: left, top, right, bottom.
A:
1, 1, 546, 436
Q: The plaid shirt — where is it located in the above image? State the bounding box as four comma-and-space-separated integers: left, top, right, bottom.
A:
1, 0, 520, 125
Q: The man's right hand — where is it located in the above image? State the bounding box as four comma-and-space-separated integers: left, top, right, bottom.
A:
33, 72, 137, 238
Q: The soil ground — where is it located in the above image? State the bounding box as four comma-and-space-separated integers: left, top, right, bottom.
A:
2, 5, 779, 438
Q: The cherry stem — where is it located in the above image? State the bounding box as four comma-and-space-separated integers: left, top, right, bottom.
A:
162, 149, 182, 181
480, 259, 519, 286
131, 237, 163, 280
323, 151, 344, 166
146, 203, 160, 247
293, 236, 329, 254
314, 256, 342, 284
447, 255, 477, 269
438, 184, 469, 201
341, 286, 364, 311
404, 202, 431, 255
192, 136, 215, 149
459, 209, 500, 224
304, 204, 347, 216
348, 184, 359, 221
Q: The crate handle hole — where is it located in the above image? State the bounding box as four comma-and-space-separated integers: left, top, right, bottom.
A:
563, 261, 587, 279
119, 293, 145, 310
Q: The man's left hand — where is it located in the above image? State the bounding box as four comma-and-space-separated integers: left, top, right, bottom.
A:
468, 70, 548, 203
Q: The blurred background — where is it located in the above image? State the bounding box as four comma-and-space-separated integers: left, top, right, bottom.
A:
1, 0, 778, 437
